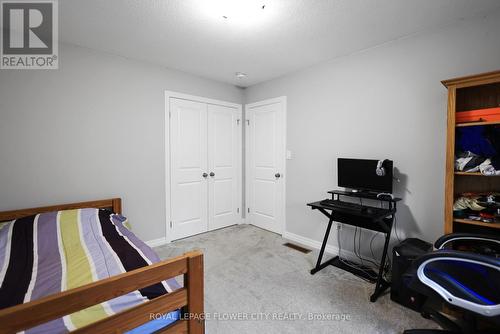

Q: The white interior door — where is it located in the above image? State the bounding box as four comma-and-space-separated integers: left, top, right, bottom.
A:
246, 97, 286, 234
170, 98, 208, 240
207, 104, 241, 230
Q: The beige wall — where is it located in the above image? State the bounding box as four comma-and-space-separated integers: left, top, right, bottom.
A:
244, 10, 500, 257
0, 43, 244, 242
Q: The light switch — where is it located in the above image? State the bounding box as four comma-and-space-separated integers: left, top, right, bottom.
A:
286, 150, 293, 160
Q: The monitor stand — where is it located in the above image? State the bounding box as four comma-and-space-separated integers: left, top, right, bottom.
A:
328, 189, 401, 203
347, 189, 378, 197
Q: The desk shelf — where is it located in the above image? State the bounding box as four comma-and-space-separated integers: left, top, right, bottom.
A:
328, 190, 401, 203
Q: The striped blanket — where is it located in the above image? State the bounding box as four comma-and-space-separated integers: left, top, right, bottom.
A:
0, 208, 180, 333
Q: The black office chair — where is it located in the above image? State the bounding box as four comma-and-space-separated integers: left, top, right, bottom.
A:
403, 233, 500, 334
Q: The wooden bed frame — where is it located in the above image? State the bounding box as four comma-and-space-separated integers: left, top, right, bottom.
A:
0, 198, 204, 334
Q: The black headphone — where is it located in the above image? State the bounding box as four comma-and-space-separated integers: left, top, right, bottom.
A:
376, 160, 387, 177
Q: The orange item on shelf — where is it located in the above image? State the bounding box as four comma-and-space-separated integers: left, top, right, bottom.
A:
456, 107, 500, 124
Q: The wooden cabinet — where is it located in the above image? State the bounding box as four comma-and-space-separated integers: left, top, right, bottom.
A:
442, 70, 500, 234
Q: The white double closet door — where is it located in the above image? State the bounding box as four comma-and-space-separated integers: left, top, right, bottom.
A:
170, 97, 241, 241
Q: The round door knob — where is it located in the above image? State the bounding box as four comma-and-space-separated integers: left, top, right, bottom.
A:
275, 173, 281, 178
202, 173, 208, 178
210, 172, 215, 177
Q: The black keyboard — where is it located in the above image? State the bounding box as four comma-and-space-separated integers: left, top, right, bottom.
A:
318, 199, 390, 217
323, 198, 389, 213
320, 199, 363, 210
319, 199, 391, 217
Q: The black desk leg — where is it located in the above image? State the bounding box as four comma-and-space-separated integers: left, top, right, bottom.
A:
310, 216, 335, 275
369, 225, 392, 302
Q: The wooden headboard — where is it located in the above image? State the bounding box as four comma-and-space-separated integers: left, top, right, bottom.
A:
0, 198, 122, 222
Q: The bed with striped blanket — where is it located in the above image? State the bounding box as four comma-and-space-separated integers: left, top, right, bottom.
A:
0, 208, 181, 333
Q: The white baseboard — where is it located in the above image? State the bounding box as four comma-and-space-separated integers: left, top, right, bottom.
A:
283, 231, 338, 255
282, 230, 374, 263
145, 237, 169, 248
148, 218, 245, 247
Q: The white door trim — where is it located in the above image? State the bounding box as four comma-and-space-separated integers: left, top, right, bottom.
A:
165, 91, 242, 243
166, 91, 241, 109
245, 96, 287, 235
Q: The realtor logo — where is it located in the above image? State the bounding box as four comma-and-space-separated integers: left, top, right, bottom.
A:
1, 0, 58, 69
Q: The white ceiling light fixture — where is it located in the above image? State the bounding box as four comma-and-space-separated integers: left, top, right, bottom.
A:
199, 0, 267, 26
235, 72, 247, 79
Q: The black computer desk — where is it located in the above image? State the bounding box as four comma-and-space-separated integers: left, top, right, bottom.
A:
307, 190, 401, 302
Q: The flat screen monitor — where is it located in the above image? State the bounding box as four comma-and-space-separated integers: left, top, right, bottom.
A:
338, 158, 393, 193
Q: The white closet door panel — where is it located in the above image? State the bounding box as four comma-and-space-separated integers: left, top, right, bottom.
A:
170, 98, 208, 240
208, 104, 240, 231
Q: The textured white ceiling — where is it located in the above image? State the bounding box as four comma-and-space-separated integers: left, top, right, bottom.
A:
60, 0, 500, 87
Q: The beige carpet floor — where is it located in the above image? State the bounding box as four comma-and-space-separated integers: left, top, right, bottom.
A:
154, 224, 437, 334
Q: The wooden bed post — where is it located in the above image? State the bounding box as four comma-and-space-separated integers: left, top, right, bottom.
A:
185, 251, 204, 333
112, 198, 122, 215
